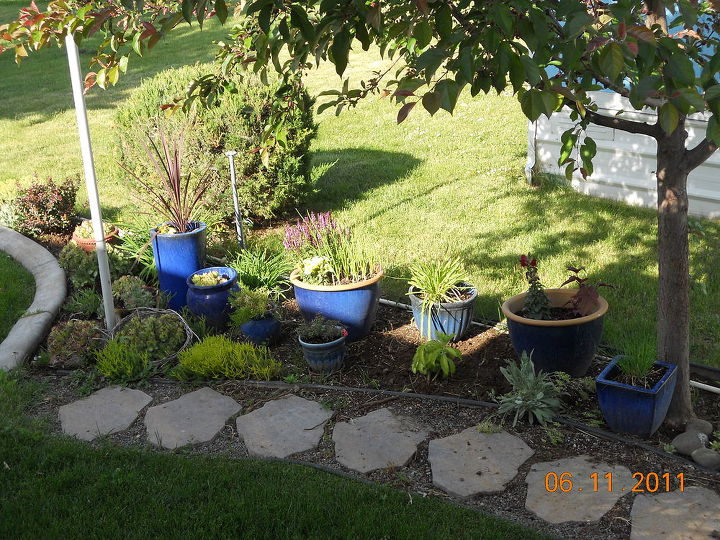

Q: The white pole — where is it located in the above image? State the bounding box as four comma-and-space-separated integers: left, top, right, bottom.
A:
65, 34, 116, 329
225, 150, 246, 249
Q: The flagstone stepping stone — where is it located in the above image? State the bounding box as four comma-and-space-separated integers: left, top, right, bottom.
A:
630, 486, 720, 539
235, 394, 334, 458
145, 387, 240, 449
59, 386, 152, 441
525, 455, 632, 523
332, 408, 427, 473
428, 426, 534, 498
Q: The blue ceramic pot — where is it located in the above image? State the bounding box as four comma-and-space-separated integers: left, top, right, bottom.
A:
596, 358, 678, 438
298, 332, 347, 372
186, 266, 238, 329
501, 288, 608, 377
241, 314, 281, 345
408, 283, 477, 341
290, 268, 383, 342
151, 221, 207, 310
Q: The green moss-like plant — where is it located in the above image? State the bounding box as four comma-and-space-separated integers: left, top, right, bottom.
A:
112, 276, 155, 310
228, 288, 270, 327
95, 340, 150, 382
172, 336, 281, 381
114, 314, 185, 362
47, 320, 104, 369
59, 243, 134, 291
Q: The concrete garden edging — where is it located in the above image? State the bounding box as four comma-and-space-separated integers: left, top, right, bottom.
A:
0, 226, 66, 371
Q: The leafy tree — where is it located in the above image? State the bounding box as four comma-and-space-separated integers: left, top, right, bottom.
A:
3, 0, 720, 425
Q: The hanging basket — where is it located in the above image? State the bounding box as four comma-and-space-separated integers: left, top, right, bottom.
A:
108, 307, 196, 367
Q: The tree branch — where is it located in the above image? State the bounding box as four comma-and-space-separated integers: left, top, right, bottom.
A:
684, 137, 719, 171
584, 108, 659, 136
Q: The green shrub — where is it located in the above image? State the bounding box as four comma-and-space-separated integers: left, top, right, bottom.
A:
64, 290, 104, 319
0, 199, 18, 229
411, 333, 460, 379
114, 313, 186, 362
13, 177, 78, 237
58, 243, 134, 290
115, 64, 316, 220
172, 336, 281, 381
497, 353, 563, 426
95, 340, 150, 382
112, 275, 155, 310
47, 320, 104, 369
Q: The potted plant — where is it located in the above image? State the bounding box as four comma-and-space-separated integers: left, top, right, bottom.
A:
595, 354, 678, 438
501, 255, 610, 377
407, 258, 476, 341
72, 219, 118, 253
120, 129, 214, 310
297, 316, 348, 373
284, 212, 382, 341
228, 287, 281, 345
186, 267, 239, 329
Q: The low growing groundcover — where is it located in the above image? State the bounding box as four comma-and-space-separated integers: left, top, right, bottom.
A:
0, 250, 34, 341
0, 428, 547, 539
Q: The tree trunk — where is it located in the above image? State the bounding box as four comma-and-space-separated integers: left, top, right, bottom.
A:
656, 127, 694, 427
645, 0, 668, 33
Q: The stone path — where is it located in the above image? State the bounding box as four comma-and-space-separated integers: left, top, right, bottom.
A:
58, 386, 720, 538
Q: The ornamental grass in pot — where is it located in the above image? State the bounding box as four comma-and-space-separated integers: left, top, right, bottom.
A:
501, 255, 610, 377
284, 212, 382, 341
120, 129, 214, 310
595, 352, 678, 438
407, 257, 476, 341
297, 316, 348, 373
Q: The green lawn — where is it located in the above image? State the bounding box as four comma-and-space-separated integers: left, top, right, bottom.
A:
0, 251, 34, 341
0, 371, 548, 539
1, 1, 719, 366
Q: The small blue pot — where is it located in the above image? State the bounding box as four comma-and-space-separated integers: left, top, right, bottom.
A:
241, 314, 281, 345
290, 269, 383, 342
186, 266, 238, 329
408, 283, 477, 341
596, 358, 678, 438
298, 333, 347, 373
151, 221, 207, 310
501, 289, 608, 377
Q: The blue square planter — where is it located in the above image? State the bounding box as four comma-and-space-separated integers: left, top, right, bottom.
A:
595, 358, 678, 438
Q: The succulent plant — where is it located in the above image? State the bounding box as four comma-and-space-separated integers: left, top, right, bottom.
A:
47, 320, 104, 369
114, 313, 185, 362
73, 220, 115, 240
191, 270, 229, 287
112, 275, 155, 310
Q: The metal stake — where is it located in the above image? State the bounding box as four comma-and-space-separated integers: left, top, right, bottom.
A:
225, 150, 246, 250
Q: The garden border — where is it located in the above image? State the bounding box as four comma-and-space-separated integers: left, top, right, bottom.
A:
0, 226, 66, 371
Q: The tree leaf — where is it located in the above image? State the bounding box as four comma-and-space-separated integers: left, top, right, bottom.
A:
397, 101, 416, 123
666, 53, 696, 87
291, 5, 315, 42
214, 0, 228, 24
458, 46, 474, 84
627, 25, 655, 43
435, 4, 451, 39
707, 115, 720, 145
422, 91, 440, 115
413, 20, 433, 49
520, 55, 541, 86
598, 42, 624, 80
559, 130, 577, 165
330, 28, 351, 76
659, 102, 680, 135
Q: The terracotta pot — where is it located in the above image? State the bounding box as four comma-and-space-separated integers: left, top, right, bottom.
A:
72, 226, 118, 253
501, 288, 608, 377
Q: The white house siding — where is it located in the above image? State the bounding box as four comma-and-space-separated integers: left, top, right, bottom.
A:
528, 91, 720, 218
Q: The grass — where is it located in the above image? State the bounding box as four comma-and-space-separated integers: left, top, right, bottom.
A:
0, 371, 548, 539
0, 251, 34, 341
1, 1, 719, 366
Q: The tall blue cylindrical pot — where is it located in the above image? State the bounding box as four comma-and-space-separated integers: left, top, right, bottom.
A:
186, 266, 238, 329
408, 283, 477, 341
298, 333, 347, 372
501, 289, 608, 377
595, 358, 678, 438
151, 221, 207, 310
290, 269, 383, 342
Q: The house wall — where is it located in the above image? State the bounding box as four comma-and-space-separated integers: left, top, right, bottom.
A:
527, 92, 720, 218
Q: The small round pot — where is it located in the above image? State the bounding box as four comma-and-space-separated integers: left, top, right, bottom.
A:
501, 288, 608, 377
151, 221, 207, 310
408, 283, 477, 341
241, 314, 281, 345
186, 266, 238, 329
290, 268, 383, 342
298, 332, 347, 373
72, 226, 118, 253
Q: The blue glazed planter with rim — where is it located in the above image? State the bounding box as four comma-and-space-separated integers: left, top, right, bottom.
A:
290, 268, 383, 342
241, 314, 281, 345
151, 221, 207, 310
501, 288, 608, 377
408, 282, 477, 341
298, 331, 347, 372
595, 358, 678, 438
186, 266, 238, 329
